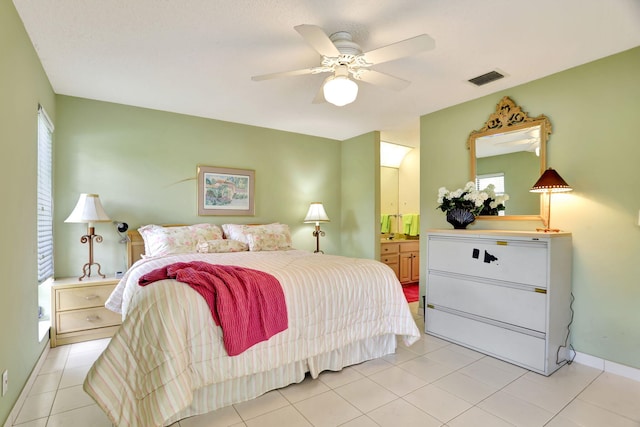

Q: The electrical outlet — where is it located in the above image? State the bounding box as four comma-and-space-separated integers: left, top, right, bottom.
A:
2, 370, 7, 397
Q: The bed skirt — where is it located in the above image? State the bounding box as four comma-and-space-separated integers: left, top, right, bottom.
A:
163, 333, 397, 426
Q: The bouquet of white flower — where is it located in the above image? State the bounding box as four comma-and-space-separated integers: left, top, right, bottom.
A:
437, 182, 509, 216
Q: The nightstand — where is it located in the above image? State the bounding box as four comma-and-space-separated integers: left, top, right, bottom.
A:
50, 276, 122, 347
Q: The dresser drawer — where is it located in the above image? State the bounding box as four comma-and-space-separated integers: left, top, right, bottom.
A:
426, 308, 546, 372
428, 236, 548, 287
428, 272, 547, 332
56, 284, 116, 311
57, 306, 121, 334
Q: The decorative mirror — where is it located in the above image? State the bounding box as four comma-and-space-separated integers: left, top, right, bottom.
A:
467, 96, 551, 222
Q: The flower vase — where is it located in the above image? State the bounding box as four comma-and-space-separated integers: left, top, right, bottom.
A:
446, 208, 475, 229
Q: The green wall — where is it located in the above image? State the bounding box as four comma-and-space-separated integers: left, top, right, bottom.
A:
54, 96, 345, 277
341, 131, 380, 259
0, 1, 56, 424
421, 47, 640, 369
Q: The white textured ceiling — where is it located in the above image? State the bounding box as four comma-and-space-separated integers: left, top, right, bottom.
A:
13, 0, 640, 144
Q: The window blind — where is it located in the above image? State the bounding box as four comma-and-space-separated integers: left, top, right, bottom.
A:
37, 105, 54, 283
476, 173, 505, 194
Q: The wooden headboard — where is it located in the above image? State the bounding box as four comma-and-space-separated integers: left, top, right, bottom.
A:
126, 230, 145, 268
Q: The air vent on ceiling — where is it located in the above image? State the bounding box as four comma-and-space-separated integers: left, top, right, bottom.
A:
468, 70, 505, 86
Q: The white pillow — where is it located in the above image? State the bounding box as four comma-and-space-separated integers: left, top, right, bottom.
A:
197, 239, 248, 253
138, 223, 224, 257
246, 232, 292, 251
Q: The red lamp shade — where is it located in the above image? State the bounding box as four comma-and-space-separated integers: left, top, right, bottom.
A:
530, 168, 572, 193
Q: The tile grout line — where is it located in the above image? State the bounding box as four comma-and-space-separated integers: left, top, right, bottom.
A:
541, 369, 604, 426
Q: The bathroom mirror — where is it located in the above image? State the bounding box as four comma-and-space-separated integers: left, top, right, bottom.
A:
468, 96, 551, 222
381, 166, 399, 234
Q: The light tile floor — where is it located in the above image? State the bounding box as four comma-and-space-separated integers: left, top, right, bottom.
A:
12, 303, 640, 426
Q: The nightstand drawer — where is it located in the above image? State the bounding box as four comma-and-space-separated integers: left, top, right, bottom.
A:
56, 284, 116, 311
57, 306, 121, 334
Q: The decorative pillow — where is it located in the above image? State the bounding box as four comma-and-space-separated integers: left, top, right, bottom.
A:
246, 232, 292, 252
222, 223, 291, 246
138, 223, 224, 257
197, 239, 248, 253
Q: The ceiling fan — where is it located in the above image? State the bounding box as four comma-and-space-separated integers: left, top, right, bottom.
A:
251, 25, 435, 106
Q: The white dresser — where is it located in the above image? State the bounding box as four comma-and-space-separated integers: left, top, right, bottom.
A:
425, 229, 572, 375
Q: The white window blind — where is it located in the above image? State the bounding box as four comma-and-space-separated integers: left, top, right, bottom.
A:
477, 172, 506, 216
476, 173, 505, 194
37, 105, 54, 283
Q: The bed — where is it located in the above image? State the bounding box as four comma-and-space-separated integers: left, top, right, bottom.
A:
83, 223, 421, 427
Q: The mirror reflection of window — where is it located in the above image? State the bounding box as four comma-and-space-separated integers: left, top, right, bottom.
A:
477, 173, 506, 216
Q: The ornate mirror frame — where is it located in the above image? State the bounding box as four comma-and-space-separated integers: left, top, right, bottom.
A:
467, 96, 552, 223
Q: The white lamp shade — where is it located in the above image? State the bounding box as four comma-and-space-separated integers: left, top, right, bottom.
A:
323, 76, 358, 107
304, 202, 330, 223
65, 193, 111, 224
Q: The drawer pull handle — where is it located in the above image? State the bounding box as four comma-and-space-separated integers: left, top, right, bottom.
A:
426, 304, 435, 309
84, 295, 99, 300
534, 288, 547, 294
86, 315, 101, 322
496, 241, 508, 246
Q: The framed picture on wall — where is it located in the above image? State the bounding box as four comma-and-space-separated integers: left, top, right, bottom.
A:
197, 165, 255, 216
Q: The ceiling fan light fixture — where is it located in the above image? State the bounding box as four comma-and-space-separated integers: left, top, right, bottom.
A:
323, 75, 358, 106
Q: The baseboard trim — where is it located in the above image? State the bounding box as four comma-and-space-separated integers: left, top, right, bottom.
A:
3, 341, 50, 427
574, 351, 640, 382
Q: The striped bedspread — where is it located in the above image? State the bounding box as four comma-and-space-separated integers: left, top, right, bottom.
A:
84, 250, 420, 426
139, 262, 288, 356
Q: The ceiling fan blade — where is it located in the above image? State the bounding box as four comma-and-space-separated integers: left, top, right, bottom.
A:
294, 24, 340, 57
363, 34, 435, 65
251, 68, 315, 81
358, 70, 410, 91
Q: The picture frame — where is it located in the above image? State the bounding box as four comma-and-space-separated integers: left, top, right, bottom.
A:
197, 165, 255, 216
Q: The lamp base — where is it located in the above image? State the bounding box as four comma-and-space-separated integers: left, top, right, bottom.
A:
78, 226, 106, 280
312, 227, 325, 254
79, 262, 106, 281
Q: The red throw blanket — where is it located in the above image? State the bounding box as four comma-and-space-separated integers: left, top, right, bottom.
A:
138, 261, 288, 356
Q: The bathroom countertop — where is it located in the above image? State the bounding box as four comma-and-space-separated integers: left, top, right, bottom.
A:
380, 236, 419, 242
